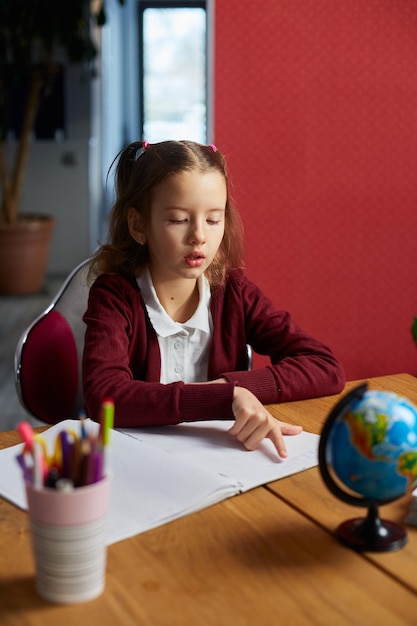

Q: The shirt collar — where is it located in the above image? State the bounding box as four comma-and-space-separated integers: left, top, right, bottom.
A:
137, 267, 211, 337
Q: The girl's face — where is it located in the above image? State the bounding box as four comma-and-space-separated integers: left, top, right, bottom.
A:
142, 169, 227, 285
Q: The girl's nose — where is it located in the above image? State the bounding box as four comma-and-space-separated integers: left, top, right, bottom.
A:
188, 221, 205, 244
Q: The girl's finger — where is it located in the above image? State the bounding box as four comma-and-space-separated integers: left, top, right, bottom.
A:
278, 422, 303, 436
267, 427, 288, 458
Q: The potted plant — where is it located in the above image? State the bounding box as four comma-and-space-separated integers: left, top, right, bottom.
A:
0, 0, 123, 294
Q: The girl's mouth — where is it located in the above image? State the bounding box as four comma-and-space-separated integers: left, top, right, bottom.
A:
184, 253, 205, 268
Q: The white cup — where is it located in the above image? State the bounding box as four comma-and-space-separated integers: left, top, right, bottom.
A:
25, 476, 111, 604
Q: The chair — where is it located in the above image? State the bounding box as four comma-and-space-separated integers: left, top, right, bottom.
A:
15, 258, 91, 424
15, 258, 253, 424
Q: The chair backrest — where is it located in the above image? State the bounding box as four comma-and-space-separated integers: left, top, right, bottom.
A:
15, 258, 91, 424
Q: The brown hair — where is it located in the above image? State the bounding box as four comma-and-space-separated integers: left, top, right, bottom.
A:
89, 140, 244, 286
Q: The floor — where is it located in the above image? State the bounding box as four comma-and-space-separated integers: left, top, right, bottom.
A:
0, 276, 64, 431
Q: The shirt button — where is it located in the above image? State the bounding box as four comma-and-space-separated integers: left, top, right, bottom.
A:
174, 342, 182, 350
174, 365, 183, 373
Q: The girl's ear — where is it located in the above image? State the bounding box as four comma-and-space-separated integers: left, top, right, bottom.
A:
128, 207, 146, 245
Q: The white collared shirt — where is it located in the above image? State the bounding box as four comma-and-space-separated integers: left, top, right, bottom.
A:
137, 268, 213, 384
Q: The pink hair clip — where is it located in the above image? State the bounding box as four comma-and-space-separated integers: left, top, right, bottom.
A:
208, 143, 217, 152
135, 140, 149, 161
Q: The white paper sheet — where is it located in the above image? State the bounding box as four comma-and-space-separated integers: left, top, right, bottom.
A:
0, 419, 319, 545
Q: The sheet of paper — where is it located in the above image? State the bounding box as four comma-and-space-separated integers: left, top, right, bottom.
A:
0, 419, 319, 546
118, 420, 319, 491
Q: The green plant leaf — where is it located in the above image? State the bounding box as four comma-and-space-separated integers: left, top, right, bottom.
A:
412, 318, 417, 346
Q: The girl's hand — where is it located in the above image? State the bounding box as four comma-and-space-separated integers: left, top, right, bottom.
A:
228, 386, 302, 458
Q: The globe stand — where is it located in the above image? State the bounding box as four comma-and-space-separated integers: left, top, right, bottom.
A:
336, 501, 407, 552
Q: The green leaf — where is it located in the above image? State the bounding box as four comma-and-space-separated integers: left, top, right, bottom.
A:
412, 318, 417, 346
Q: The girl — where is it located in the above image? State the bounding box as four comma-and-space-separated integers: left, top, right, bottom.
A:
82, 140, 345, 458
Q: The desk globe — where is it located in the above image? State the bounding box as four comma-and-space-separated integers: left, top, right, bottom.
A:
319, 383, 417, 551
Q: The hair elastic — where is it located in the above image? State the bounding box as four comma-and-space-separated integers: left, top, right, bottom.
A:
135, 140, 149, 161
208, 144, 217, 152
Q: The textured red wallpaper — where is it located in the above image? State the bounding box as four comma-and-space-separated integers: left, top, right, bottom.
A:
214, 0, 417, 379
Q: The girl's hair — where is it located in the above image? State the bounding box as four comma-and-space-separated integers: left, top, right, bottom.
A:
89, 139, 244, 287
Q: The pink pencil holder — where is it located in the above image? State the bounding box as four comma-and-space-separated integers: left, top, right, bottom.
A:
25, 476, 111, 604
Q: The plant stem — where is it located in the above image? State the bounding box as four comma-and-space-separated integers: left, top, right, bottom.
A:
4, 69, 44, 224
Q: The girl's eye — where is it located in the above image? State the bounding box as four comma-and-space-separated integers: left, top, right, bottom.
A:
207, 220, 220, 225
168, 219, 187, 224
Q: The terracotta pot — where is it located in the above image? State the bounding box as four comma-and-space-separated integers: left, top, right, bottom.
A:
0, 214, 55, 295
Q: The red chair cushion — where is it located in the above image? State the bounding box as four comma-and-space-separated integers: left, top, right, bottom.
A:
20, 310, 79, 423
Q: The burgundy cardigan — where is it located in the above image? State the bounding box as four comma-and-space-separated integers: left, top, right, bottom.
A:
82, 269, 345, 426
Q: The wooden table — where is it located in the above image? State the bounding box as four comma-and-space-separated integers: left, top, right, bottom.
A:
1, 373, 417, 625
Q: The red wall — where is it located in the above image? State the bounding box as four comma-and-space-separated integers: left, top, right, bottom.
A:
214, 0, 417, 380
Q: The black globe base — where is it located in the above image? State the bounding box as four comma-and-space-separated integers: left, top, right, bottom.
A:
336, 502, 407, 552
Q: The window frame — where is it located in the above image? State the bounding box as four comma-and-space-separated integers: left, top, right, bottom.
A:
138, 0, 211, 143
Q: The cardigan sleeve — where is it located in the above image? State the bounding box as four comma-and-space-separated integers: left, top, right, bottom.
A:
217, 271, 345, 404
82, 274, 236, 427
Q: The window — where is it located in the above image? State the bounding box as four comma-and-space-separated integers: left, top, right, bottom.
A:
139, 1, 208, 143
